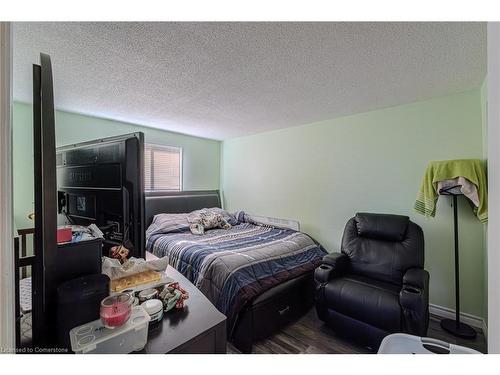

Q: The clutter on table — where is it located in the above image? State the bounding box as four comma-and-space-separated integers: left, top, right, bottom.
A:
56, 223, 104, 244
107, 281, 189, 328
97, 255, 189, 339
89, 279, 190, 351
65, 254, 191, 354
102, 256, 172, 293
118, 281, 190, 328
110, 244, 130, 263
160, 282, 189, 311
70, 278, 191, 353
102, 256, 169, 282
102, 256, 189, 314
110, 270, 162, 292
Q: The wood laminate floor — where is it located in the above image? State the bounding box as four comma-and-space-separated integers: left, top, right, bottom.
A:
227, 308, 487, 354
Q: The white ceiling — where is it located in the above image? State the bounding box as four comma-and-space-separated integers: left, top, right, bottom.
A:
13, 22, 486, 140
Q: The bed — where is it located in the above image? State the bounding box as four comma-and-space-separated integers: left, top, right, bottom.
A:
144, 190, 326, 353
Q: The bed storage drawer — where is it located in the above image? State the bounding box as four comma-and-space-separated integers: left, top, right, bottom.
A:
231, 272, 314, 353
252, 273, 314, 335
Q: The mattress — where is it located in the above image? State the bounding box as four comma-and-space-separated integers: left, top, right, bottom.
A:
146, 219, 326, 333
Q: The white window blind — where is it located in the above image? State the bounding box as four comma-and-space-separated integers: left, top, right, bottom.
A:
144, 144, 182, 191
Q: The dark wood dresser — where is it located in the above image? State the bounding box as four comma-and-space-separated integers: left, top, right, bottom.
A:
139, 262, 227, 354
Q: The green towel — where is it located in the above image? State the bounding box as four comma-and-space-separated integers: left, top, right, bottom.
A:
414, 159, 488, 223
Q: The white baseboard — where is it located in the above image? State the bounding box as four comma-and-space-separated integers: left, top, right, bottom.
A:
430, 304, 487, 337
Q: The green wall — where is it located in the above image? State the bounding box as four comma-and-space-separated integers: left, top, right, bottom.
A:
13, 89, 488, 319
222, 89, 487, 318
12, 102, 221, 230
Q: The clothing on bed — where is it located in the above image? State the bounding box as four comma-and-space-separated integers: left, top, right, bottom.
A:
146, 208, 239, 238
188, 208, 232, 235
146, 211, 326, 334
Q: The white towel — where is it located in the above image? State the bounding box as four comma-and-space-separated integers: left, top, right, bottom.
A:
437, 177, 480, 207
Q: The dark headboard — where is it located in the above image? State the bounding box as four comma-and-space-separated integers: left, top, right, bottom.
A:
145, 190, 222, 226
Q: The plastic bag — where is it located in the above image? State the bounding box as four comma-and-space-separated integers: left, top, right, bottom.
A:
101, 256, 169, 280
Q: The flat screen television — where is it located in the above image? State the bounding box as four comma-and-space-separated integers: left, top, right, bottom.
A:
56, 132, 145, 259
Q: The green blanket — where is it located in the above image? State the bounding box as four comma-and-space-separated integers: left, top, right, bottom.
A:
414, 159, 488, 223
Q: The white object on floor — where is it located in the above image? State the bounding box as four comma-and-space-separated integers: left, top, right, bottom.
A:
70, 305, 150, 354
437, 177, 480, 207
378, 333, 481, 354
19, 277, 32, 314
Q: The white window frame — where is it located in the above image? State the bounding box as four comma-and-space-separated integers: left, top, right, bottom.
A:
144, 143, 183, 192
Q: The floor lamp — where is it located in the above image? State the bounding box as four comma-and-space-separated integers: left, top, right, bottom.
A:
438, 185, 477, 339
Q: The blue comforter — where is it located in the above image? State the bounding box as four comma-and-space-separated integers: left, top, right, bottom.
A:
146, 214, 326, 333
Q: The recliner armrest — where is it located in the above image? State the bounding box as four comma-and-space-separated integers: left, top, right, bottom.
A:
314, 253, 349, 283
403, 268, 429, 291
322, 252, 349, 270
400, 267, 430, 336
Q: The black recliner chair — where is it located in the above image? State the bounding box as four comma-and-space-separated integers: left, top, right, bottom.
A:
315, 213, 429, 349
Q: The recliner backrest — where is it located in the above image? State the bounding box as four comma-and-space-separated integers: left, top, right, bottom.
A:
341, 213, 424, 285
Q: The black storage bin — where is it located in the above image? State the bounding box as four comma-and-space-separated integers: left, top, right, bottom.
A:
56, 273, 110, 350
43, 238, 104, 347
53, 238, 103, 281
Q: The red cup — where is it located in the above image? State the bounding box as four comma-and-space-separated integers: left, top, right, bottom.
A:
57, 227, 73, 244
100, 293, 132, 329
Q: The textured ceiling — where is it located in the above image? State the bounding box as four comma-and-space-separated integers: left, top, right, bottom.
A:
13, 22, 486, 140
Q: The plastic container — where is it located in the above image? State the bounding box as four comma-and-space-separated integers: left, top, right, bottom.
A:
70, 305, 151, 354
138, 288, 158, 303
141, 299, 164, 325
378, 333, 481, 354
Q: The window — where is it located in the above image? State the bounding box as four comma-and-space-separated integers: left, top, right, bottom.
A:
144, 144, 182, 191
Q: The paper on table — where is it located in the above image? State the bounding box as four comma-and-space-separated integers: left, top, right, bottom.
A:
102, 256, 169, 280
